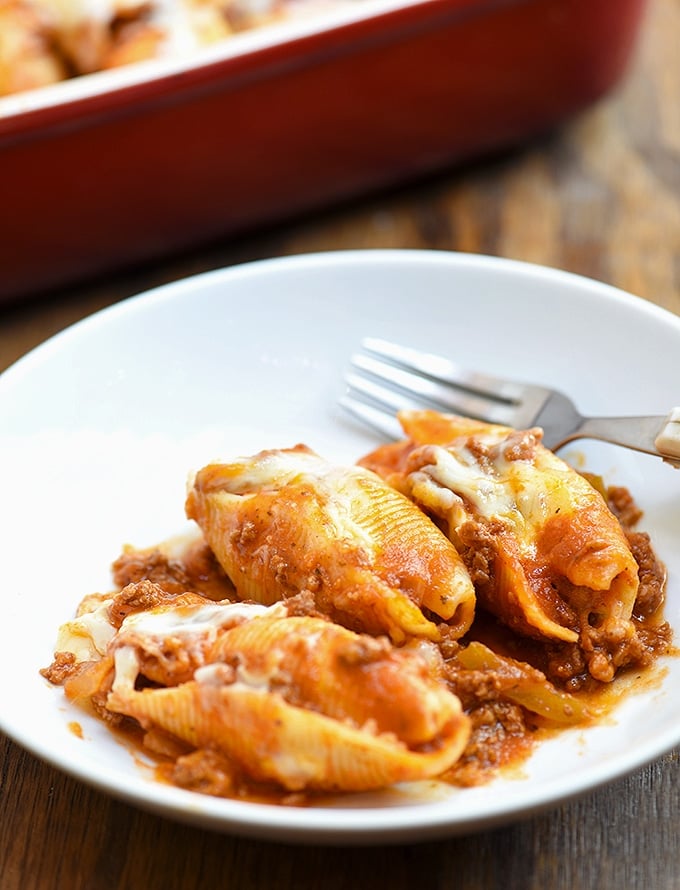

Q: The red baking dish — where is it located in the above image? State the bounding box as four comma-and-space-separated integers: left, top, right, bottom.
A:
0, 0, 648, 303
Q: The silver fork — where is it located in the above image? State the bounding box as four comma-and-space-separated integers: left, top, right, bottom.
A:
341, 337, 680, 468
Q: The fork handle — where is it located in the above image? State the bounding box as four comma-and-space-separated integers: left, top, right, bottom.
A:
556, 411, 680, 468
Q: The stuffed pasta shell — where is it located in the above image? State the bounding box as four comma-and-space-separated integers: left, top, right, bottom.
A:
359, 410, 642, 682
99, 600, 471, 792
185, 444, 476, 643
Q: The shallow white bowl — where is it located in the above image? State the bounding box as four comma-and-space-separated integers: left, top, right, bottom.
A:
1, 250, 678, 844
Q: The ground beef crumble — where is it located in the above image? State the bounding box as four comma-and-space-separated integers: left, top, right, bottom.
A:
112, 547, 192, 594
40, 651, 78, 685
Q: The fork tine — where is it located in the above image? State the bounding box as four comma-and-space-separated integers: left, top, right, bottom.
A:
338, 392, 405, 440
362, 337, 526, 404
348, 353, 522, 426
342, 340, 680, 465
345, 370, 426, 415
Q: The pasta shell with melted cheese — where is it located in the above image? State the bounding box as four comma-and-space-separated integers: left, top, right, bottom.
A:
106, 604, 470, 792
359, 410, 640, 680
185, 445, 476, 643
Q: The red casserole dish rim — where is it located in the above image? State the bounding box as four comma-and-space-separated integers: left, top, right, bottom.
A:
0, 0, 524, 138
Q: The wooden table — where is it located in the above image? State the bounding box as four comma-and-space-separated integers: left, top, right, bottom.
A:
1, 1, 679, 886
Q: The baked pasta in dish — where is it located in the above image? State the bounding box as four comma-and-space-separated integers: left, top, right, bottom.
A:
42, 411, 672, 801
0, 0, 352, 96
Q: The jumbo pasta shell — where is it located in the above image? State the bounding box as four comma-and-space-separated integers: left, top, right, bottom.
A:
106, 608, 470, 793
487, 537, 579, 643
211, 612, 459, 745
108, 669, 469, 793
186, 445, 475, 643
360, 411, 641, 668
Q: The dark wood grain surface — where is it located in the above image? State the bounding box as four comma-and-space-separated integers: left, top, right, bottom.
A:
1, 1, 679, 886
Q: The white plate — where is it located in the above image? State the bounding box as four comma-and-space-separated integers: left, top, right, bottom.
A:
1, 250, 679, 845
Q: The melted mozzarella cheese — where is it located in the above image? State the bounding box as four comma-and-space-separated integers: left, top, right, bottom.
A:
111, 644, 140, 693
55, 596, 117, 662
418, 443, 518, 522
114, 600, 274, 665
119, 600, 269, 640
